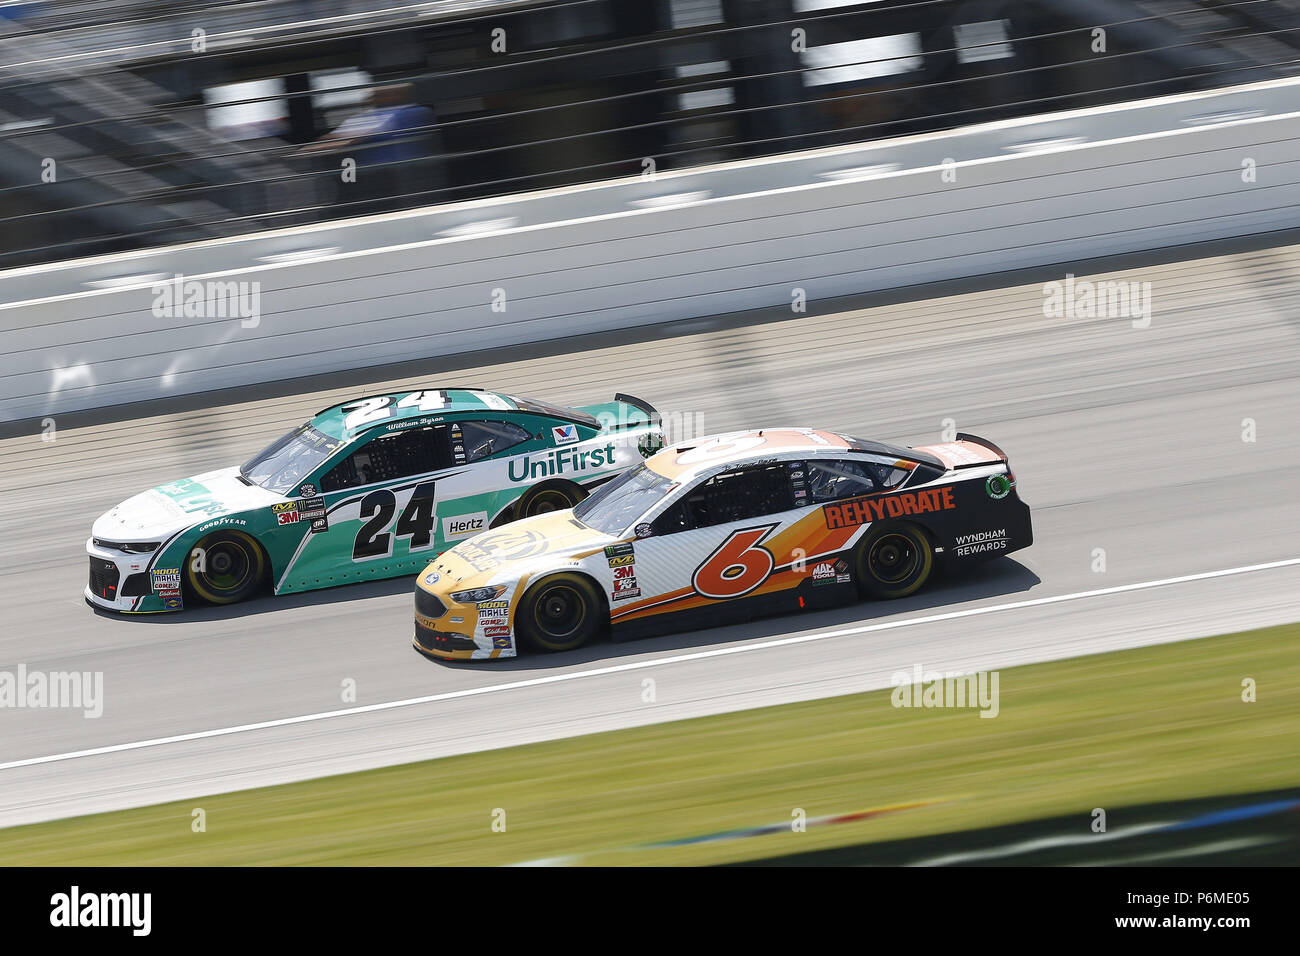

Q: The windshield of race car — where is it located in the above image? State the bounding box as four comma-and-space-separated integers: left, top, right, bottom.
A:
572, 463, 676, 535
240, 425, 339, 494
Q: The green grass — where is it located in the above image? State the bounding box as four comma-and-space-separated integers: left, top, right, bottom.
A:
2, 624, 1298, 866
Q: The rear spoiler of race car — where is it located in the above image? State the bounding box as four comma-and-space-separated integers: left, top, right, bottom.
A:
614, 392, 661, 425
955, 432, 1011, 464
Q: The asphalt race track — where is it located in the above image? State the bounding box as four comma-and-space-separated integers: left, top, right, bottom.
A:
2, 234, 1299, 828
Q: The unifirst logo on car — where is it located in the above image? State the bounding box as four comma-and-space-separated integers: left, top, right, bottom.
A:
508, 444, 616, 482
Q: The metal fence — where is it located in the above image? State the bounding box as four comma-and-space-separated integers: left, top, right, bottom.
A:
1, 0, 1297, 269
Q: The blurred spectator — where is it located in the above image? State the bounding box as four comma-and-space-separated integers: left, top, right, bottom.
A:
299, 83, 441, 213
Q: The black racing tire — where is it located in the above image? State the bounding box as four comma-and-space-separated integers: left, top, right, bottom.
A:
516, 573, 603, 653
854, 523, 933, 600
517, 481, 585, 518
184, 530, 267, 605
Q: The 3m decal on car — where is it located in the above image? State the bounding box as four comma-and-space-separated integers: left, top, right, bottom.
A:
272, 501, 301, 524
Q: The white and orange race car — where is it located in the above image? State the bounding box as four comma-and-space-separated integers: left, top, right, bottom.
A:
412, 428, 1032, 660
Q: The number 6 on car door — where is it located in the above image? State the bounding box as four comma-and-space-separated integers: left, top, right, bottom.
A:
692, 524, 778, 599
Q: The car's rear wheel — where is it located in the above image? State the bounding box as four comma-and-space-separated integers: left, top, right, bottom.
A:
185, 530, 267, 605
516, 573, 603, 653
854, 523, 933, 600
517, 481, 584, 518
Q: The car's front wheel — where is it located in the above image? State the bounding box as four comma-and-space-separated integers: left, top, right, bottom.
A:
854, 523, 933, 600
185, 530, 267, 605
516, 481, 584, 518
516, 573, 603, 653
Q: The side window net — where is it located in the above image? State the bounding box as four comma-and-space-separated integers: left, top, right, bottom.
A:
652, 463, 791, 533
321, 427, 445, 491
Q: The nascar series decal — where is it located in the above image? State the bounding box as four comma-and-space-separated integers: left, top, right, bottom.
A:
823, 487, 956, 529
298, 496, 328, 533
788, 460, 810, 507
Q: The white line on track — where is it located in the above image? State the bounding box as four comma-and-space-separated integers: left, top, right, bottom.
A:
2, 556, 1297, 774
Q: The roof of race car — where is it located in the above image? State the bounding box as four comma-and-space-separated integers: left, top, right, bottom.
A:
311, 388, 589, 439
645, 428, 942, 480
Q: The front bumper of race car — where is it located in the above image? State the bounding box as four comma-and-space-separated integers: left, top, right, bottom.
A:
412, 582, 518, 661
84, 537, 181, 613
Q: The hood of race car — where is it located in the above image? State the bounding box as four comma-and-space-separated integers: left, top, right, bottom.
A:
420, 510, 618, 592
92, 466, 282, 542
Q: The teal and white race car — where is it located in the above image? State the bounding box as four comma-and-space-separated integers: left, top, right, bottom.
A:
86, 388, 663, 613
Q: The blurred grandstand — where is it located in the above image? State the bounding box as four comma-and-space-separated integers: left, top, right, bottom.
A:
0, 0, 1297, 268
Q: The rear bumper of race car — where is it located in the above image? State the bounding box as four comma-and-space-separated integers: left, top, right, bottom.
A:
937, 493, 1033, 568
